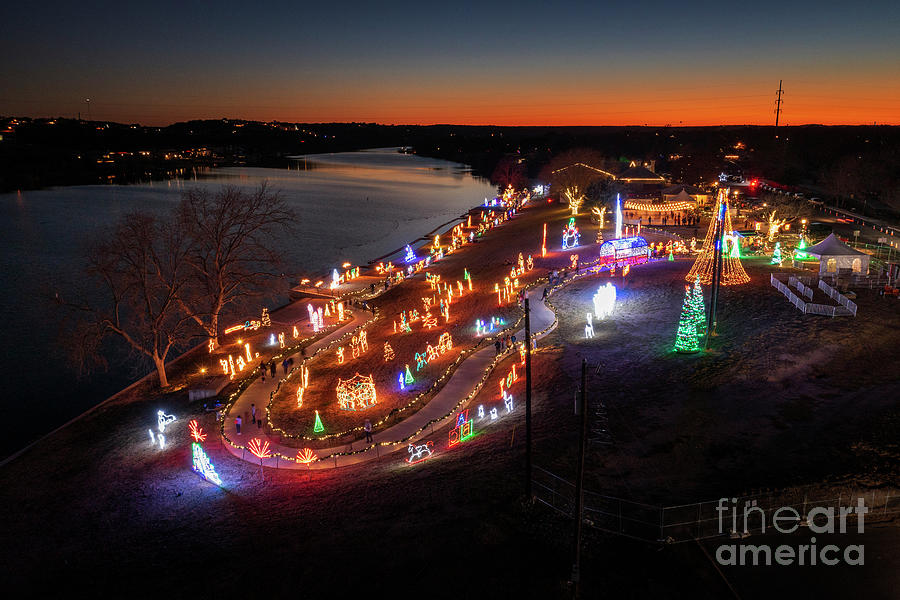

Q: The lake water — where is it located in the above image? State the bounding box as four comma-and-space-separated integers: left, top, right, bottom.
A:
0, 149, 495, 458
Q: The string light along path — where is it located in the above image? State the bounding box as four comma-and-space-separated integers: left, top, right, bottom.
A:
220, 287, 557, 470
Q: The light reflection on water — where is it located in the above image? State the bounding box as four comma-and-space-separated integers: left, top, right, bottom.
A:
0, 149, 494, 457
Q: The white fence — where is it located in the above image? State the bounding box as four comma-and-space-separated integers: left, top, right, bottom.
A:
818, 280, 858, 316
788, 276, 814, 300
770, 274, 854, 317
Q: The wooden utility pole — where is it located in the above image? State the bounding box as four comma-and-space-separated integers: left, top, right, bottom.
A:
524, 297, 533, 498
571, 359, 588, 597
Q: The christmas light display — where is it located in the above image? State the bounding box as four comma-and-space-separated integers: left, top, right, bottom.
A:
148, 429, 166, 449
261, 308, 271, 327
585, 314, 594, 338
562, 217, 580, 250
592, 282, 617, 320
674, 287, 701, 353
296, 385, 304, 408
313, 410, 325, 433
478, 405, 485, 419
685, 190, 750, 285
615, 193, 622, 240
157, 410, 176, 433
189, 420, 206, 442
337, 302, 345, 321
449, 410, 474, 447
795, 236, 808, 259
337, 347, 344, 364
336, 373, 378, 411
296, 448, 318, 464
490, 408, 498, 420
191, 442, 222, 486
570, 254, 579, 270
541, 223, 547, 256
406, 441, 434, 464
398, 372, 406, 390
405, 364, 414, 385
597, 237, 649, 268
404, 244, 417, 263
278, 332, 285, 348
689, 276, 706, 336
293, 325, 300, 338
725, 232, 742, 258
248, 438, 272, 460
383, 342, 395, 361
771, 242, 783, 265
505, 395, 514, 413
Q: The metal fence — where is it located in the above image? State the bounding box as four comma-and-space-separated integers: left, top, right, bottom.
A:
818, 279, 858, 316
771, 274, 854, 317
788, 276, 814, 300
533, 466, 900, 545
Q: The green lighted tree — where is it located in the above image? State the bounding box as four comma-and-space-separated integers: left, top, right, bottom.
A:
690, 276, 706, 336
313, 410, 325, 433
674, 287, 701, 353
771, 242, 783, 265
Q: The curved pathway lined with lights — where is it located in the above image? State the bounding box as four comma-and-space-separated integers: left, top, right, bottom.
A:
220, 285, 558, 470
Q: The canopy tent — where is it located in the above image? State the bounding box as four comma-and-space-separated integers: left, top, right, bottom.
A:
803, 233, 869, 275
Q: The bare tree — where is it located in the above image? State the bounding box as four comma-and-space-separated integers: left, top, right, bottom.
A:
541, 148, 613, 214
490, 156, 528, 192
177, 183, 295, 348
67, 212, 197, 388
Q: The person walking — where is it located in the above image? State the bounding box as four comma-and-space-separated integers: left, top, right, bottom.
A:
542, 287, 548, 300
235, 415, 242, 435
269, 361, 276, 378
251, 403, 256, 425
364, 419, 373, 443
282, 359, 288, 375
494, 339, 502, 355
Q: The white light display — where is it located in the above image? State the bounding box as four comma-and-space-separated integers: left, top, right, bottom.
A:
505, 395, 514, 413
592, 282, 617, 320
407, 441, 434, 464
157, 410, 176, 433
478, 405, 485, 419
191, 442, 222, 486
585, 314, 594, 338
490, 408, 498, 420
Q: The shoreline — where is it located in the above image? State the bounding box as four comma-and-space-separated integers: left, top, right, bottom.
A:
0, 190, 502, 465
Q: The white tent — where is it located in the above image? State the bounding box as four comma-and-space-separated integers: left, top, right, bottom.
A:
804, 233, 870, 275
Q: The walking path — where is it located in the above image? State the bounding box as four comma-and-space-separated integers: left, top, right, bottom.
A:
220, 286, 557, 470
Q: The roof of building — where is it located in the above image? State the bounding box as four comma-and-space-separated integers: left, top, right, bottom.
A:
662, 183, 707, 195
618, 165, 666, 182
803, 233, 868, 257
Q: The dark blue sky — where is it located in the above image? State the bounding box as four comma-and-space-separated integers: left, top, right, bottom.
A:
3, 1, 898, 124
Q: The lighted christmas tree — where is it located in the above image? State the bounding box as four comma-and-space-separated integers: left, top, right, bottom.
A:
667, 248, 674, 261
686, 189, 750, 285
795, 236, 808, 259
404, 364, 414, 385
771, 242, 783, 265
674, 287, 701, 353
383, 342, 395, 362
313, 410, 324, 433
689, 276, 706, 336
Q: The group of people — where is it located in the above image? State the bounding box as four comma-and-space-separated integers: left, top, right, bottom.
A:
626, 212, 698, 227
494, 333, 517, 355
